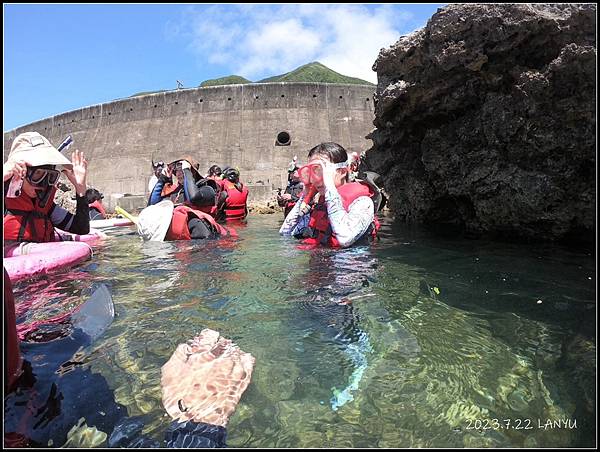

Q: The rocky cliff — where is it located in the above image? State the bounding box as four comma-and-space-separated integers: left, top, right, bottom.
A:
365, 4, 596, 245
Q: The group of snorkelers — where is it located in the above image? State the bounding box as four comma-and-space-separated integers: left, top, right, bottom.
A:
3, 131, 385, 447
137, 158, 250, 241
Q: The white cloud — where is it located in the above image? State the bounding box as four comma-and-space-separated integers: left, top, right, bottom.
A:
170, 4, 414, 83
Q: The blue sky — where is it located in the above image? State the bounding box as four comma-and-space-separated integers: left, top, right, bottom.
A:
4, 3, 445, 132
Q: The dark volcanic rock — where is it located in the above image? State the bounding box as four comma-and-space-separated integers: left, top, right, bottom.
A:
365, 4, 596, 245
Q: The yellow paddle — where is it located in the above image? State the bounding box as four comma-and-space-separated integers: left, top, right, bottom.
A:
115, 206, 138, 224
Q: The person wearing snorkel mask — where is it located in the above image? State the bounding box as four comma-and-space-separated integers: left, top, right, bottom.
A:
85, 188, 106, 220
147, 157, 191, 206
277, 156, 304, 218
3, 132, 90, 247
279, 142, 381, 248
215, 167, 249, 222
148, 160, 165, 194
142, 156, 234, 240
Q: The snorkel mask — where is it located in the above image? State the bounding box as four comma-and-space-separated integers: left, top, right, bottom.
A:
26, 166, 61, 187
298, 161, 348, 186
168, 161, 184, 174
26, 165, 60, 208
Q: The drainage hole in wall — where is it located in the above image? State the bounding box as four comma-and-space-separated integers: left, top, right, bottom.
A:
276, 131, 291, 146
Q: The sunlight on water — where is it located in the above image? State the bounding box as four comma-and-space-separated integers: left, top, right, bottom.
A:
5, 214, 595, 447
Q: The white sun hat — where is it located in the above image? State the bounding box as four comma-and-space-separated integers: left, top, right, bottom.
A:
137, 200, 174, 241
8, 132, 73, 169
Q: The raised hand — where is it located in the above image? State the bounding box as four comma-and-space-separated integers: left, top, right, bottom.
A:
161, 329, 255, 427
3, 159, 27, 183
320, 159, 338, 187
62, 150, 88, 195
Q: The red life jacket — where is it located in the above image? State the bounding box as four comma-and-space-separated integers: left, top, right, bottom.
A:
208, 176, 225, 190
284, 200, 297, 218
89, 200, 106, 218
222, 180, 249, 221
166, 204, 235, 241
4, 187, 57, 242
305, 182, 380, 248
197, 204, 218, 217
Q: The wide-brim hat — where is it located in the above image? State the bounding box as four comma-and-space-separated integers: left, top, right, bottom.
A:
137, 200, 174, 241
8, 132, 73, 169
171, 155, 201, 178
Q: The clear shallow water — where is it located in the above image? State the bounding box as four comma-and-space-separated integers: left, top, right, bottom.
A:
6, 214, 596, 447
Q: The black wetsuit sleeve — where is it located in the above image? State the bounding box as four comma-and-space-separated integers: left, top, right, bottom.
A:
50, 195, 90, 235
183, 169, 220, 208
109, 417, 227, 448
188, 218, 217, 239
164, 421, 227, 448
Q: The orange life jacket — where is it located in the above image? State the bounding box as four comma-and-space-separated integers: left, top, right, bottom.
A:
89, 200, 106, 218
4, 187, 57, 242
305, 182, 380, 247
161, 182, 184, 204
222, 180, 248, 220
165, 204, 235, 241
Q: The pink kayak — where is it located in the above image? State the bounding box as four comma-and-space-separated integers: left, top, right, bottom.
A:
4, 241, 93, 283
54, 227, 108, 244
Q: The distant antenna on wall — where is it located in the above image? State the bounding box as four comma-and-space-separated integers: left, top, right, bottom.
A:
176, 80, 184, 89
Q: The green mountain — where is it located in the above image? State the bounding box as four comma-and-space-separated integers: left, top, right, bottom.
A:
131, 62, 373, 96
199, 75, 252, 87
258, 62, 373, 85
130, 89, 169, 97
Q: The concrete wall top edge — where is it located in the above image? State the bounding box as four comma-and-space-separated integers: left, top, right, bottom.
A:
4, 83, 376, 135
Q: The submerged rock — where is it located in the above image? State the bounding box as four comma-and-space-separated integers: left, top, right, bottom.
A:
62, 417, 107, 448
365, 4, 595, 245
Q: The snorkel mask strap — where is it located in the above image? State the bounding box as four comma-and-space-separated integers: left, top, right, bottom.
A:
333, 161, 349, 169
36, 184, 54, 208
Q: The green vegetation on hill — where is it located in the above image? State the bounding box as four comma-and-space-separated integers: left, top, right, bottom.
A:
131, 62, 373, 96
258, 62, 374, 85
200, 75, 252, 87
130, 89, 169, 97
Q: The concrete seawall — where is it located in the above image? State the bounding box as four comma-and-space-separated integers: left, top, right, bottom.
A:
4, 83, 376, 206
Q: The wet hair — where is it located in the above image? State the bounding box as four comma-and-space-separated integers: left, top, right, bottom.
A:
223, 167, 240, 183
307, 142, 349, 181
208, 165, 222, 177
307, 142, 348, 164
85, 188, 104, 204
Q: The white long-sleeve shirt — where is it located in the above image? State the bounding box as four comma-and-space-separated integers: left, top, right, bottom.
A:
148, 175, 158, 193
279, 183, 374, 247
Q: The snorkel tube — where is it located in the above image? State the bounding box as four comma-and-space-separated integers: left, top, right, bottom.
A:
37, 136, 73, 208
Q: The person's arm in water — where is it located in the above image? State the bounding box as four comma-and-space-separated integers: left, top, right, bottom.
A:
187, 218, 217, 239
161, 330, 255, 448
322, 162, 374, 248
